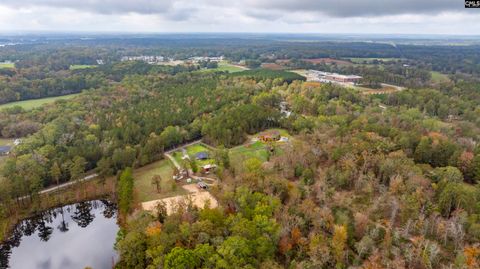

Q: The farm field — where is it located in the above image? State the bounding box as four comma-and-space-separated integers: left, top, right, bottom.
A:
0, 62, 14, 69
133, 159, 187, 202
69, 64, 97, 70
0, 93, 81, 110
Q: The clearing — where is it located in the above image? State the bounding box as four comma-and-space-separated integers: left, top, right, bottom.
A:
133, 159, 187, 202
141, 183, 218, 215
430, 71, 451, 84
0, 62, 14, 69
346, 57, 401, 64
229, 128, 291, 165
0, 93, 81, 110
197, 62, 247, 73
172, 143, 216, 168
302, 58, 352, 65
69, 64, 97, 70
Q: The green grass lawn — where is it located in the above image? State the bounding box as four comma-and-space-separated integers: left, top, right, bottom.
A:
229, 128, 291, 165
197, 62, 246, 73
0, 138, 13, 147
0, 62, 14, 69
0, 93, 81, 110
133, 159, 187, 202
230, 141, 269, 163
70, 64, 97, 70
430, 71, 450, 83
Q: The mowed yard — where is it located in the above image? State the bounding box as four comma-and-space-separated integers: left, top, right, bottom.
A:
0, 93, 81, 110
197, 62, 247, 73
133, 159, 187, 203
172, 143, 216, 168
229, 128, 291, 165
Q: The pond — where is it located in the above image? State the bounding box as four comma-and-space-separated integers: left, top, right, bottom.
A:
0, 200, 119, 269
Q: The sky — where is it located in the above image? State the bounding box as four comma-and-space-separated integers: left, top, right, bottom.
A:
0, 0, 479, 35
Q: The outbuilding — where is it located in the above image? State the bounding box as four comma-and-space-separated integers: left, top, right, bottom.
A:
0, 146, 11, 156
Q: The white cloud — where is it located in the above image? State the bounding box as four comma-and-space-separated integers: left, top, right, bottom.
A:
0, 0, 478, 35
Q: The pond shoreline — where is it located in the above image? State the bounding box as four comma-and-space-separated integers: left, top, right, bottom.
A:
0, 176, 117, 244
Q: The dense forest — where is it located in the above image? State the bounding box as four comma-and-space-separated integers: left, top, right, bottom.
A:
0, 36, 480, 268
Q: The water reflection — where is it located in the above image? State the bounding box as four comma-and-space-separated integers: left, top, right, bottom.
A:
0, 200, 118, 269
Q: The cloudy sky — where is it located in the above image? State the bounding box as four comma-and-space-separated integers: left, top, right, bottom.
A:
0, 0, 478, 35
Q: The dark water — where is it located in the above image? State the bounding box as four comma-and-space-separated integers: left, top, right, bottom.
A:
0, 200, 119, 269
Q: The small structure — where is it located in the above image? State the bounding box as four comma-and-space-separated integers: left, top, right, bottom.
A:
0, 146, 11, 156
197, 182, 208, 190
13, 139, 21, 146
202, 164, 217, 174
196, 151, 209, 160
258, 130, 281, 142
173, 169, 188, 181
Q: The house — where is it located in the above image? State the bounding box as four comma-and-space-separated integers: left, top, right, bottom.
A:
258, 130, 281, 142
202, 164, 217, 174
196, 151, 209, 160
0, 146, 11, 156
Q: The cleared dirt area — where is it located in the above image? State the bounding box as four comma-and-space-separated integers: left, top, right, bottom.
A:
302, 58, 352, 65
261, 63, 285, 70
141, 183, 218, 215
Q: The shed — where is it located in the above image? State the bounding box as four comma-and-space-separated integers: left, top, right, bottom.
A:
0, 146, 11, 156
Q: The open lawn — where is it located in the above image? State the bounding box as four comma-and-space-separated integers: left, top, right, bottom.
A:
0, 93, 81, 110
229, 128, 291, 164
230, 141, 270, 163
0, 138, 13, 146
186, 143, 215, 166
0, 62, 14, 69
133, 159, 187, 202
430, 71, 451, 83
171, 143, 216, 169
70, 64, 97, 70
197, 62, 247, 73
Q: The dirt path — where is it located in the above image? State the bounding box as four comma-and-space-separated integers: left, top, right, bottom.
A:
19, 173, 98, 200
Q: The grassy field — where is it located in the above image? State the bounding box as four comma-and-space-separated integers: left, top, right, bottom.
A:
197, 62, 246, 73
0, 62, 14, 69
347, 57, 400, 64
0, 93, 81, 110
230, 141, 269, 163
133, 159, 187, 202
229, 128, 291, 164
0, 138, 13, 147
430, 71, 451, 83
70, 64, 97, 70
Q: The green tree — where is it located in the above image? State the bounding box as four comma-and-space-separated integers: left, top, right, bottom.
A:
118, 168, 134, 215
50, 161, 62, 185
70, 156, 87, 180
164, 247, 199, 269
151, 174, 162, 193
